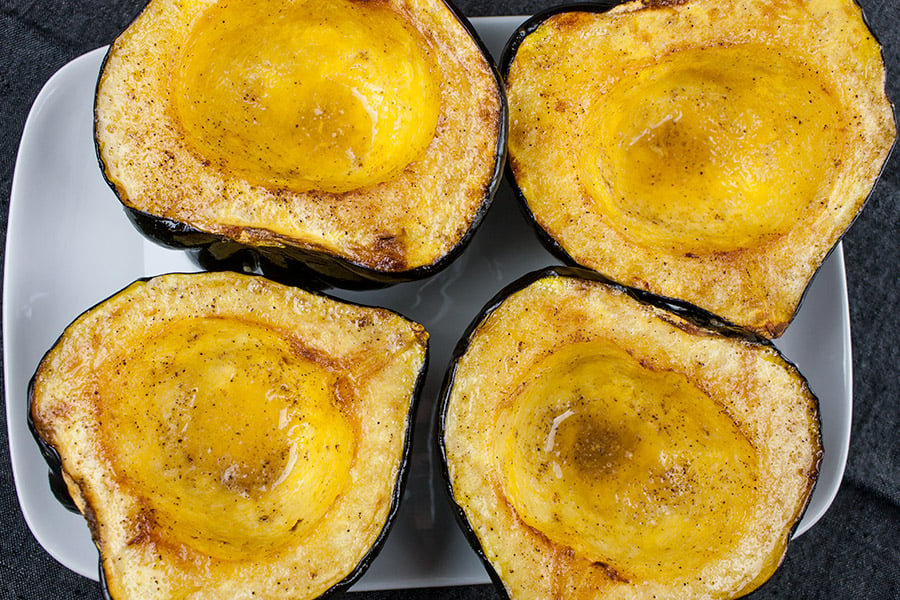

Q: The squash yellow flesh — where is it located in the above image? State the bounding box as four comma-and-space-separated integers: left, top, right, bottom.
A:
96, 0, 503, 273
585, 44, 843, 253
29, 272, 429, 599
174, 0, 441, 193
100, 317, 356, 560
442, 272, 822, 599
497, 340, 757, 580
504, 0, 896, 337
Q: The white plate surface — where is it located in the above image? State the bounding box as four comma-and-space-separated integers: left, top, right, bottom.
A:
5, 15, 851, 590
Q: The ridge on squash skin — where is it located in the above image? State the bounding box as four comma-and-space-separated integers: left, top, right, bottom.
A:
501, 0, 896, 338
439, 267, 822, 600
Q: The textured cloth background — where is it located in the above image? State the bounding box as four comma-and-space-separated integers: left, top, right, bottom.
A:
1, 1, 897, 598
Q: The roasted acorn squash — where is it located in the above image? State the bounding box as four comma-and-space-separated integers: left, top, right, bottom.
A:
29, 271, 428, 599
502, 0, 896, 337
95, 0, 506, 287
439, 267, 822, 599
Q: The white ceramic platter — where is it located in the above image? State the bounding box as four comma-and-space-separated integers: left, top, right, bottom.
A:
5, 15, 851, 590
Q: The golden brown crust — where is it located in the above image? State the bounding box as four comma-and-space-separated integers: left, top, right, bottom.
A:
505, 0, 895, 337
31, 272, 428, 599
96, 0, 503, 272
443, 274, 822, 598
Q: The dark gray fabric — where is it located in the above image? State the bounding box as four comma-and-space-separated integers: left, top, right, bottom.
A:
1, 1, 897, 598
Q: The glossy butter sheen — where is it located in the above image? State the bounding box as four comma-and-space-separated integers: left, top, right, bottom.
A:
504, 0, 896, 337
29, 272, 428, 599
96, 0, 505, 280
99, 317, 356, 559
497, 340, 758, 580
441, 269, 822, 599
174, 0, 441, 193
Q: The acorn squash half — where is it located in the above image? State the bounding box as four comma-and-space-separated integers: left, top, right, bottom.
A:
95, 0, 506, 288
29, 271, 428, 599
502, 0, 896, 337
439, 267, 822, 599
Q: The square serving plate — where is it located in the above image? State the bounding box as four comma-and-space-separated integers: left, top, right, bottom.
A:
4, 15, 851, 590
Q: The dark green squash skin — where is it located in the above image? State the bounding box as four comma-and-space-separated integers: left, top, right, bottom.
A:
28, 272, 429, 599
436, 265, 822, 600
26, 395, 79, 514
498, 0, 897, 338
496, 1, 621, 253
94, 0, 509, 291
